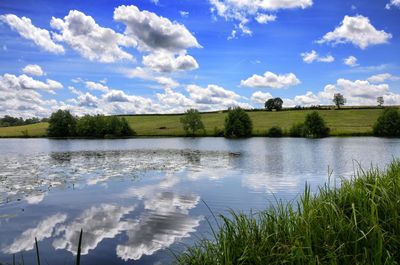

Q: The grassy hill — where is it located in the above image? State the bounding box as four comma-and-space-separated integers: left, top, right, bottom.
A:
0, 108, 388, 138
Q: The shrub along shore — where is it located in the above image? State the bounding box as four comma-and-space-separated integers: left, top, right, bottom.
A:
177, 160, 400, 265
0, 107, 398, 138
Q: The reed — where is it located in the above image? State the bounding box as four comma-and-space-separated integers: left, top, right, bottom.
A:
177, 161, 400, 265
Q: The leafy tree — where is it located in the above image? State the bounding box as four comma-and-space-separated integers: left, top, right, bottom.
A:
267, 126, 283, 137
373, 108, 400, 137
47, 110, 77, 137
377, 96, 384, 107
274, 97, 283, 111
75, 115, 135, 138
265, 97, 284, 111
180, 109, 205, 135
224, 107, 253, 138
333, 93, 346, 109
303, 111, 330, 138
265, 99, 275, 111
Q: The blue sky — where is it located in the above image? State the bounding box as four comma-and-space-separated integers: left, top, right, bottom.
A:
0, 0, 399, 117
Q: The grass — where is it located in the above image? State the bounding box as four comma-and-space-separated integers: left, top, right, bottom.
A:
177, 160, 400, 265
0, 108, 390, 137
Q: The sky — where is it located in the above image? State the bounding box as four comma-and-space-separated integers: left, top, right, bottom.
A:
0, 0, 400, 118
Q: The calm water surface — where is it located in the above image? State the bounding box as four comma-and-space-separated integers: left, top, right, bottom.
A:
1, 137, 399, 264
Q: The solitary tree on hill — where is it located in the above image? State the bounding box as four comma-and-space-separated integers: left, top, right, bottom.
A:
377, 96, 384, 107
180, 109, 205, 136
333, 93, 346, 109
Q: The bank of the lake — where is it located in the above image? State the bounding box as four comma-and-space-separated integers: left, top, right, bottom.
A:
178, 160, 400, 265
0, 108, 389, 138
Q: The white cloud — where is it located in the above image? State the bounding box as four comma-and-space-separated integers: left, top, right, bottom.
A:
142, 52, 199, 72
120, 67, 180, 88
187, 84, 241, 107
50, 10, 135, 63
0, 14, 65, 54
114, 5, 201, 53
3, 214, 67, 254
293, 91, 320, 106
255, 14, 276, 24
318, 78, 390, 105
0, 73, 62, 93
250, 91, 273, 104
241, 71, 300, 89
386, 0, 400, 9
53, 204, 135, 255
180, 11, 189, 18
77, 92, 98, 108
210, 0, 312, 35
22, 64, 45, 76
367, 73, 400, 83
343, 56, 358, 67
301, 50, 334, 64
85, 81, 110, 92
318, 15, 392, 49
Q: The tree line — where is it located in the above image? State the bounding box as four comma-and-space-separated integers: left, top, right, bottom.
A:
47, 110, 135, 138
0, 115, 45, 127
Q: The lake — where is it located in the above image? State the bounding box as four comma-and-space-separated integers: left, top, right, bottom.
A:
1, 137, 399, 264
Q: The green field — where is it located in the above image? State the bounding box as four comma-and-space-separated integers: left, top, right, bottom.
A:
0, 108, 389, 137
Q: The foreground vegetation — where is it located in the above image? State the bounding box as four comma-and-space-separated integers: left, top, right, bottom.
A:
177, 160, 400, 265
0, 108, 396, 137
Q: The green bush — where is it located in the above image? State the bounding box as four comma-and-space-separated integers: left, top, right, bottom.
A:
289, 123, 305, 137
224, 107, 253, 138
303, 111, 329, 138
47, 110, 77, 137
373, 108, 400, 137
267, 126, 283, 137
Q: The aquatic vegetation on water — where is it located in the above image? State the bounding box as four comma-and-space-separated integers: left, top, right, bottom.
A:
177, 160, 400, 265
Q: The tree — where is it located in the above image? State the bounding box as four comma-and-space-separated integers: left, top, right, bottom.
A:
373, 108, 400, 137
333, 93, 346, 109
265, 98, 275, 111
265, 97, 284, 111
274, 97, 283, 111
224, 107, 253, 138
377, 96, 384, 107
303, 111, 330, 138
47, 109, 77, 137
180, 109, 205, 136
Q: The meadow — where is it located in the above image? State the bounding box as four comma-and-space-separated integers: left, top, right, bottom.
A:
0, 108, 387, 137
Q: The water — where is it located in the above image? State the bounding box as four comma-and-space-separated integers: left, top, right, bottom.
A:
0, 137, 399, 264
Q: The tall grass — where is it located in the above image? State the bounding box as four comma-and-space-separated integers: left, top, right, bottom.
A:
177, 161, 400, 265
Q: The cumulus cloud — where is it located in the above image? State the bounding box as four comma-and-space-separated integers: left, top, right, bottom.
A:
142, 52, 199, 72
22, 64, 45, 76
85, 81, 110, 92
187, 84, 241, 107
343, 56, 358, 67
318, 15, 392, 49
318, 78, 390, 105
50, 10, 135, 63
53, 204, 135, 255
386, 0, 400, 9
301, 50, 334, 64
3, 214, 67, 254
114, 5, 201, 53
0, 14, 65, 54
0, 73, 62, 93
120, 67, 180, 88
241, 71, 300, 89
367, 73, 400, 83
77, 92, 98, 108
250, 91, 273, 104
210, 0, 312, 35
